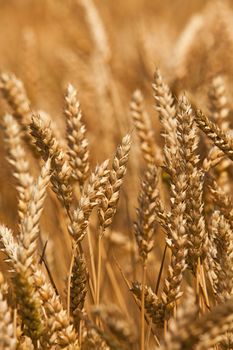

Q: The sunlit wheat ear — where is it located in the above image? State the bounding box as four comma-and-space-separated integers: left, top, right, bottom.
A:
0, 272, 17, 350
0, 72, 31, 125
178, 96, 207, 266
69, 160, 110, 243
64, 84, 90, 187
1, 225, 43, 344
0, 222, 79, 347
14, 159, 51, 343
203, 146, 225, 172
98, 134, 131, 231
2, 114, 34, 222
134, 164, 160, 263
0, 225, 18, 263
0, 160, 51, 344
30, 112, 73, 211
153, 95, 190, 317
195, 109, 233, 160
130, 89, 162, 165
18, 158, 51, 264
152, 69, 179, 182
0, 73, 38, 155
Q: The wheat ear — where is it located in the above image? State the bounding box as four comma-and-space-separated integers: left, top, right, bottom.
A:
64, 84, 90, 187
134, 164, 161, 263
13, 159, 51, 343
30, 113, 73, 211
98, 134, 131, 230
210, 180, 233, 231
96, 135, 131, 312
0, 161, 51, 344
195, 109, 233, 160
208, 210, 233, 302
32, 268, 80, 349
0, 73, 31, 125
2, 114, 34, 222
0, 225, 79, 349
134, 164, 161, 349
131, 282, 165, 327
69, 160, 109, 243
152, 72, 188, 320
130, 89, 162, 165
178, 97, 207, 266
152, 68, 177, 174
70, 253, 87, 330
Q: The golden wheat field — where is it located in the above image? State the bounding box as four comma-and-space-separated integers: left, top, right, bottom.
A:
2, 0, 233, 349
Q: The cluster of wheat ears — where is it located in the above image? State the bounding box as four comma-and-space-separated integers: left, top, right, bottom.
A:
1, 1, 233, 350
